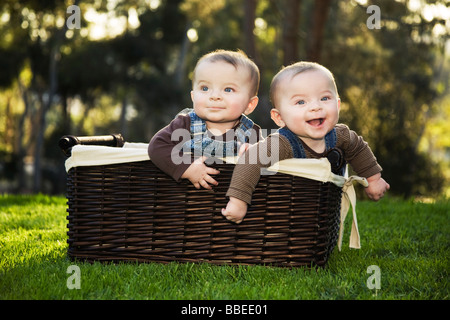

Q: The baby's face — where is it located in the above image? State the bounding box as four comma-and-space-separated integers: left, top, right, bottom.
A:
191, 60, 256, 133
271, 69, 340, 148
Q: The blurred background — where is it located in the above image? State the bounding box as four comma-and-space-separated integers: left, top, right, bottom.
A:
0, 0, 448, 198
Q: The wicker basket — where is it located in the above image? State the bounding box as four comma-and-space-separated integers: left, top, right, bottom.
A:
62, 136, 343, 268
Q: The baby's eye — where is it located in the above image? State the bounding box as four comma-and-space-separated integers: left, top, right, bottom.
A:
201, 86, 208, 92
296, 100, 306, 105
321, 96, 330, 101
224, 87, 234, 93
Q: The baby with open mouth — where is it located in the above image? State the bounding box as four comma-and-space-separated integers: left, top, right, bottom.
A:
222, 61, 390, 224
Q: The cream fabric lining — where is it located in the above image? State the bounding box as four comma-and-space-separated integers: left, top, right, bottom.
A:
65, 144, 367, 250
64, 143, 150, 172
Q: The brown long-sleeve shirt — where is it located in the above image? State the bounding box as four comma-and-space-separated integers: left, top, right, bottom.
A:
148, 113, 262, 181
226, 123, 382, 204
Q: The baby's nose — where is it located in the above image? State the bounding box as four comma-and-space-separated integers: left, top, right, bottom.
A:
209, 90, 222, 100
309, 101, 322, 111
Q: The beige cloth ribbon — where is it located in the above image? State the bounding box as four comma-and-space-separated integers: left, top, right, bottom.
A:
338, 174, 368, 250
266, 158, 368, 250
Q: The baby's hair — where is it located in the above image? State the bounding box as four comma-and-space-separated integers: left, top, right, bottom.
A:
270, 61, 338, 108
193, 49, 260, 96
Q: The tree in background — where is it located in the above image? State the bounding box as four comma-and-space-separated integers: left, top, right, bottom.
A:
321, 0, 449, 197
0, 0, 448, 198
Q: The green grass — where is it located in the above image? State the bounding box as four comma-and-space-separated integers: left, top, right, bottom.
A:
0, 194, 448, 300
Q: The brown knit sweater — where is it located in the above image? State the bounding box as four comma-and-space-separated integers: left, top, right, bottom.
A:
226, 123, 382, 205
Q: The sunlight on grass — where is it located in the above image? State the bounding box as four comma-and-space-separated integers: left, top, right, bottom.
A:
0, 194, 448, 300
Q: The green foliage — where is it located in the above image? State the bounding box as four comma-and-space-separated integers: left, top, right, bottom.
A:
0, 194, 448, 300
0, 0, 449, 197
323, 0, 449, 198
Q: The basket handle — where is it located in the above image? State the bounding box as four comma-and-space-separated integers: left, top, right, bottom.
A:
59, 134, 125, 156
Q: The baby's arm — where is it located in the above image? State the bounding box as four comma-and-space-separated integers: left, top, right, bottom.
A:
222, 197, 248, 224
181, 156, 220, 189
148, 115, 192, 181
365, 173, 390, 201
336, 125, 389, 201
224, 134, 292, 224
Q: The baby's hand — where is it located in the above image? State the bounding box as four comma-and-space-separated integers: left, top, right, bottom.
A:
181, 156, 220, 189
365, 173, 390, 201
221, 197, 248, 224
238, 143, 250, 156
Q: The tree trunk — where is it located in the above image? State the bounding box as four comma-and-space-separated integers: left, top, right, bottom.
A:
282, 0, 301, 65
33, 43, 59, 193
119, 96, 128, 138
243, 0, 257, 60
306, 0, 332, 62
16, 79, 31, 192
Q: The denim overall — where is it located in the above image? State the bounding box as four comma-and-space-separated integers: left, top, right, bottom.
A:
182, 110, 254, 158
278, 127, 345, 175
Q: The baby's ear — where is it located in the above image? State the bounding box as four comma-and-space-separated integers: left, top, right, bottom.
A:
244, 96, 259, 115
270, 108, 285, 127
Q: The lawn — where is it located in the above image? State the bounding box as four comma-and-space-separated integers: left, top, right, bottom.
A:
0, 193, 448, 302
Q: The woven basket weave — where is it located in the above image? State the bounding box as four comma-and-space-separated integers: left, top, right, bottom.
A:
65, 158, 342, 268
